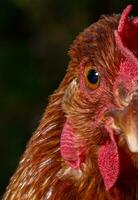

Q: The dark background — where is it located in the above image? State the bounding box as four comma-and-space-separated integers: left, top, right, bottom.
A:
0, 0, 137, 197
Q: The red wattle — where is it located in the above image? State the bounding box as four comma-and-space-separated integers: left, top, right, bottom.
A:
98, 135, 120, 190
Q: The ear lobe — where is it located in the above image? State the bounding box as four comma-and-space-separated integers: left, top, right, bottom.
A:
60, 120, 85, 169
98, 136, 120, 190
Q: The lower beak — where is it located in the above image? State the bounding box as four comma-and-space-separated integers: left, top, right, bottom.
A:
108, 94, 138, 153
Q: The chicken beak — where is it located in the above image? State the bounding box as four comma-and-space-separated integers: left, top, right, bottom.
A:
107, 93, 138, 153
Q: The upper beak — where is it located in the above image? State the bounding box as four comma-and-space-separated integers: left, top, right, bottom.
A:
107, 93, 138, 153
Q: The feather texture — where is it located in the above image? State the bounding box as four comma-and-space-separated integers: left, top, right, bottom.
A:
3, 5, 138, 200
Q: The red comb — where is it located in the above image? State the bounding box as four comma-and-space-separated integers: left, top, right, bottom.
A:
118, 5, 133, 33
115, 5, 138, 67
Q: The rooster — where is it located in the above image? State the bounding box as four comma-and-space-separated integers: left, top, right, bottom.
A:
3, 5, 138, 200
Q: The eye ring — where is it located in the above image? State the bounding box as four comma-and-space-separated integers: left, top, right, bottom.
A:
84, 67, 100, 90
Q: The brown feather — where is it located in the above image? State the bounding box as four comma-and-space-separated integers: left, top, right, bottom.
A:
3, 14, 138, 200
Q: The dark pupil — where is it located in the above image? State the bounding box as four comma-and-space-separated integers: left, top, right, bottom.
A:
87, 69, 99, 84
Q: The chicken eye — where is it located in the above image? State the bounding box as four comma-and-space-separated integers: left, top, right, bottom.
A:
85, 68, 100, 90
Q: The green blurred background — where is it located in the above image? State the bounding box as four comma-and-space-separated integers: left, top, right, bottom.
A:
0, 0, 137, 196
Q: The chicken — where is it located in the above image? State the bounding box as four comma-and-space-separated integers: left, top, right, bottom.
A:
3, 4, 138, 200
